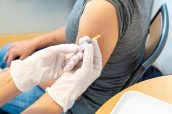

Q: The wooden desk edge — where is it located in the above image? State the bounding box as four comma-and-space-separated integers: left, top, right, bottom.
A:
96, 75, 172, 114
0, 33, 45, 47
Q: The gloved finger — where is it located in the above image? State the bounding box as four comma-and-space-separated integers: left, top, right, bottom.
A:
81, 44, 94, 69
79, 36, 92, 45
65, 53, 74, 60
63, 52, 83, 72
51, 44, 80, 54
63, 53, 74, 68
63, 60, 75, 72
53, 53, 66, 79
64, 53, 78, 64
63, 55, 79, 72
64, 51, 83, 68
77, 51, 83, 60
92, 40, 102, 70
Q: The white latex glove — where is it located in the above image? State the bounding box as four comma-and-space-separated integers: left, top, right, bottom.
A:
47, 37, 102, 112
63, 36, 93, 72
10, 44, 82, 92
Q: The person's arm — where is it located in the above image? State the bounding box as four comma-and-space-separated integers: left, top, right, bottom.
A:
0, 70, 63, 114
4, 26, 67, 66
0, 71, 63, 114
23, 0, 119, 113
22, 93, 63, 114
76, 0, 119, 66
0, 70, 21, 107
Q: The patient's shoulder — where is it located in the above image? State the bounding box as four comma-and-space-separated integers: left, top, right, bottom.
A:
76, 0, 119, 65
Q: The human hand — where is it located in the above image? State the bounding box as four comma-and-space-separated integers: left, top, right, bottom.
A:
4, 40, 36, 67
47, 37, 102, 112
10, 44, 82, 92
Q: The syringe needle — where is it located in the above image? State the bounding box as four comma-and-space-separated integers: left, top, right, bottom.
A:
92, 27, 112, 41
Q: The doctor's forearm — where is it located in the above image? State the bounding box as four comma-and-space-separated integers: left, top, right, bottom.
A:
22, 93, 63, 114
0, 70, 21, 107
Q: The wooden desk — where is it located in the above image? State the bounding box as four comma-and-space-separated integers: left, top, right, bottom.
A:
0, 33, 44, 47
96, 75, 172, 114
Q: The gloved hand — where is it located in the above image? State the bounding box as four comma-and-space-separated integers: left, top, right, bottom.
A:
47, 37, 102, 112
10, 44, 83, 92
62, 36, 94, 72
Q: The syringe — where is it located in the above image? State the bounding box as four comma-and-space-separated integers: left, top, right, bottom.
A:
80, 27, 111, 49
63, 27, 111, 72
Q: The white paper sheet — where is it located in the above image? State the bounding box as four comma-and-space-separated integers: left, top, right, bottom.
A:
111, 91, 172, 114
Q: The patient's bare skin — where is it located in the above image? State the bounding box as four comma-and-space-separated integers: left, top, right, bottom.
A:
0, 70, 20, 107
76, 0, 119, 66
39, 81, 55, 90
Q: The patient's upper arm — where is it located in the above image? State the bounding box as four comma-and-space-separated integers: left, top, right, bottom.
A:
76, 0, 119, 66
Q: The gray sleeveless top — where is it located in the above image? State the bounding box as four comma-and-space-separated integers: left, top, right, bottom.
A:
65, 0, 153, 113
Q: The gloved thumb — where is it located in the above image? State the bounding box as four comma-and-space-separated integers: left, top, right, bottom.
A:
92, 40, 102, 70
81, 44, 94, 69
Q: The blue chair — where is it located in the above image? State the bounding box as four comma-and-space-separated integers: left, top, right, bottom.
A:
123, 4, 169, 89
